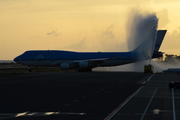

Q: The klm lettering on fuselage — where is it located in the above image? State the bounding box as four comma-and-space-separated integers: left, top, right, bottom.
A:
36, 54, 44, 59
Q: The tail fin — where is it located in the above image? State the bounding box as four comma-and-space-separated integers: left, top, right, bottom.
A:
133, 30, 167, 53
153, 30, 167, 52
151, 30, 167, 58
132, 30, 167, 60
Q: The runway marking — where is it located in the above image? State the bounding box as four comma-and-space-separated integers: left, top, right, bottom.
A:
15, 111, 28, 117
153, 109, 160, 114
137, 74, 155, 85
172, 88, 176, 120
140, 87, 158, 120
142, 74, 155, 84
0, 111, 86, 119
105, 86, 144, 120
147, 74, 155, 81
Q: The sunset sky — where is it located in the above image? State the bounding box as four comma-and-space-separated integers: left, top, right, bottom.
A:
1, 0, 180, 60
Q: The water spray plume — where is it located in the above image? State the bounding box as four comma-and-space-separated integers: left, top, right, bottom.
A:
126, 9, 158, 62
95, 9, 159, 72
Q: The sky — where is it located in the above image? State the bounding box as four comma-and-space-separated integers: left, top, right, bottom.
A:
0, 0, 180, 60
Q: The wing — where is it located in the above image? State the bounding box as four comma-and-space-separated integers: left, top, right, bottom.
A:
73, 58, 109, 63
73, 58, 109, 69
50, 58, 109, 68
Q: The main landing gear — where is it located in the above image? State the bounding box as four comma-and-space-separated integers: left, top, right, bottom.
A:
28, 66, 32, 72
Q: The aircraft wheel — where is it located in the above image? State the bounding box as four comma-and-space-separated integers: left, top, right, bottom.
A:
28, 66, 32, 72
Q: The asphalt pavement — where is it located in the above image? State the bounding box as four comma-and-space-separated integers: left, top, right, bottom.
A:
1, 72, 179, 120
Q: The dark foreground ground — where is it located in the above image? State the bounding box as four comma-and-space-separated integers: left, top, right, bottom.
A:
1, 70, 180, 120
0, 71, 147, 120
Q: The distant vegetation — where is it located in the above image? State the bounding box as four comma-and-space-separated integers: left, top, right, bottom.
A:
0, 62, 15, 65
156, 54, 180, 62
0, 60, 15, 64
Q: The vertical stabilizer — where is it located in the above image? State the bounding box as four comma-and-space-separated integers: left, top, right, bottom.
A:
132, 30, 167, 60
154, 30, 167, 52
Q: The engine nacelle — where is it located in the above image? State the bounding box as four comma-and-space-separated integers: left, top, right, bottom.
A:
60, 63, 70, 70
79, 62, 89, 68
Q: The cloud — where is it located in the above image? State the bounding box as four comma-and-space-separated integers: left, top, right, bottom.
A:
156, 9, 170, 28
47, 30, 55, 35
46, 29, 61, 36
102, 25, 115, 39
94, 25, 128, 52
152, 0, 180, 4
60, 24, 128, 52
162, 27, 180, 50
61, 38, 88, 51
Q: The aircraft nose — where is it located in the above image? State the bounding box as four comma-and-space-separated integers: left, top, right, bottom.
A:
13, 57, 18, 63
13, 56, 20, 63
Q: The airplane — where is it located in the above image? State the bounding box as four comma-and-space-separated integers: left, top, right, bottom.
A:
162, 68, 180, 74
14, 30, 167, 72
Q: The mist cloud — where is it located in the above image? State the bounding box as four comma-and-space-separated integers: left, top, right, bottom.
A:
126, 9, 158, 50
95, 8, 159, 72
157, 9, 170, 28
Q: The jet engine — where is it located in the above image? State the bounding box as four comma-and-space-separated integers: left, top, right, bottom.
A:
79, 62, 89, 68
60, 63, 70, 70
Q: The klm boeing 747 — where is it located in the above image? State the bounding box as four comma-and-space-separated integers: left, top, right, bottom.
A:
14, 30, 167, 72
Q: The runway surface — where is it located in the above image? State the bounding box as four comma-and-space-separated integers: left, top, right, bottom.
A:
0, 72, 180, 120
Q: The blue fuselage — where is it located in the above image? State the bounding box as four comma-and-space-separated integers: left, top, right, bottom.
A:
14, 50, 137, 67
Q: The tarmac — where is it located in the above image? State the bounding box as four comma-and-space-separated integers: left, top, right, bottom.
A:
0, 71, 180, 120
